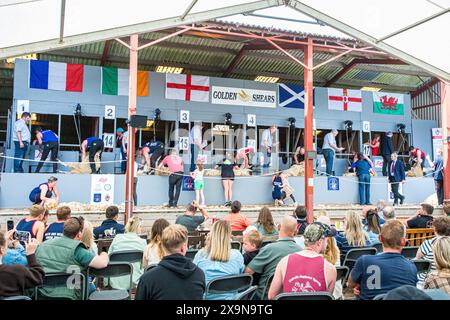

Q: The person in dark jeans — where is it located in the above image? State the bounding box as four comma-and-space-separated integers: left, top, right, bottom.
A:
380, 131, 394, 176
81, 137, 104, 174
13, 112, 31, 173
351, 153, 374, 205
388, 152, 406, 206
116, 128, 127, 174
321, 129, 344, 176
432, 149, 444, 205
159, 150, 185, 208
34, 127, 59, 173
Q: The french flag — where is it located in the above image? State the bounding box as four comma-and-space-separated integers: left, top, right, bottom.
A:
29, 60, 84, 92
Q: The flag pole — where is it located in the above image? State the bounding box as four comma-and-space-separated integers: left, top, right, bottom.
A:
304, 37, 314, 223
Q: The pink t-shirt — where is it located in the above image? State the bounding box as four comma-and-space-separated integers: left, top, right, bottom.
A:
283, 253, 327, 293
161, 155, 184, 173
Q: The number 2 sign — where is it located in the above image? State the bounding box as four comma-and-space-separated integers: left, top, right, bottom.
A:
105, 105, 115, 119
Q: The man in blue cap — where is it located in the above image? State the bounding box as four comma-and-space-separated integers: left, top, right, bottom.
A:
116, 128, 127, 174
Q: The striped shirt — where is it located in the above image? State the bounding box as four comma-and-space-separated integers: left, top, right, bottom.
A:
418, 237, 439, 285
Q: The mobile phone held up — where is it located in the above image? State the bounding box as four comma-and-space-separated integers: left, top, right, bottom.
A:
7, 220, 14, 231
13, 231, 31, 244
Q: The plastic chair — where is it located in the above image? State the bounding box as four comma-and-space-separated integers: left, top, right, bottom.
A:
35, 272, 86, 300
336, 266, 350, 284
343, 247, 377, 271
274, 292, 334, 300
205, 274, 253, 299
87, 262, 133, 300
186, 249, 199, 260
231, 241, 242, 252
401, 246, 419, 260
412, 259, 431, 276
1, 296, 32, 300
260, 273, 275, 300
236, 286, 258, 300
372, 242, 383, 253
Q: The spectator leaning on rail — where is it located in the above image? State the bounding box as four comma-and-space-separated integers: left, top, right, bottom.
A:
158, 149, 185, 208
93, 205, 125, 239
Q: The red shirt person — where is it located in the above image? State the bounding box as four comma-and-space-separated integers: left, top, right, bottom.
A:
409, 146, 425, 168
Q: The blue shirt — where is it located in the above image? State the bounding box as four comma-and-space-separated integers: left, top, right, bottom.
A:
434, 157, 443, 181
351, 160, 371, 175
86, 137, 100, 147
193, 249, 244, 300
272, 176, 283, 200
41, 130, 58, 143
93, 219, 125, 239
350, 252, 417, 300
44, 222, 65, 241
3, 244, 27, 265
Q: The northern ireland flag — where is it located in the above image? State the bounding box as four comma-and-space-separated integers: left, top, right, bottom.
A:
328, 88, 362, 112
166, 74, 210, 102
29, 60, 84, 92
101, 67, 149, 96
278, 83, 314, 109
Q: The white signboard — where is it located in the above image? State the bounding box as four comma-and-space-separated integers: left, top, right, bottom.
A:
180, 110, 190, 124
91, 174, 115, 205
363, 144, 371, 156
17, 99, 29, 117
313, 118, 316, 130
362, 121, 370, 133
388, 183, 403, 202
179, 136, 189, 151
105, 105, 115, 119
374, 158, 383, 169
247, 114, 256, 127
211, 86, 276, 108
247, 139, 256, 149
103, 133, 114, 149
432, 128, 443, 161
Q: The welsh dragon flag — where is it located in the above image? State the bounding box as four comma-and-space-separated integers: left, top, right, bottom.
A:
373, 92, 404, 115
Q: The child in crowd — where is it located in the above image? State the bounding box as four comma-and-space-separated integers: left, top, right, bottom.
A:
242, 229, 263, 265
190, 162, 205, 207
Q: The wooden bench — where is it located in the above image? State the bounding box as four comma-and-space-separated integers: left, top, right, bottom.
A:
405, 228, 434, 246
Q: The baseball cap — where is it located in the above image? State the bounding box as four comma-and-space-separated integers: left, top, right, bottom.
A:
116, 128, 124, 133
303, 222, 336, 243
383, 285, 432, 300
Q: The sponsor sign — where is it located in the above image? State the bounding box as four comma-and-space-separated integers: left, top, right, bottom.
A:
211, 86, 276, 108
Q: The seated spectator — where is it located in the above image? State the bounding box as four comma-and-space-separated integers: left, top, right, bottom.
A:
43, 206, 71, 241
416, 216, 450, 287
268, 222, 337, 299
108, 217, 147, 290
143, 218, 170, 268
36, 217, 109, 299
223, 201, 251, 232
382, 285, 439, 300
194, 220, 244, 300
245, 215, 301, 299
15, 204, 46, 243
347, 219, 417, 300
93, 206, 125, 239
243, 230, 263, 265
2, 230, 27, 265
317, 216, 342, 300
424, 236, 450, 295
293, 205, 309, 235
361, 205, 386, 226
405, 203, 434, 229
252, 207, 279, 236
80, 219, 97, 294
0, 231, 44, 297
136, 224, 205, 300
364, 209, 381, 244
444, 204, 450, 217
335, 211, 370, 262
175, 201, 209, 233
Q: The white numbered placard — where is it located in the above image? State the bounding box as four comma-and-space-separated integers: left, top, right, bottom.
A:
197, 154, 207, 164
247, 114, 256, 127
105, 105, 115, 119
17, 100, 30, 117
313, 118, 316, 130
247, 139, 256, 149
180, 110, 190, 124
103, 133, 115, 148
179, 136, 189, 150
362, 121, 370, 133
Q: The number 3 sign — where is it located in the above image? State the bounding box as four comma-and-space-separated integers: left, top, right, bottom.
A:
180, 110, 190, 124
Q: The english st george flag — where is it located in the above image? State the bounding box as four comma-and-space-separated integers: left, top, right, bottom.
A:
165, 74, 210, 102
328, 88, 362, 112
29, 60, 84, 92
278, 84, 315, 109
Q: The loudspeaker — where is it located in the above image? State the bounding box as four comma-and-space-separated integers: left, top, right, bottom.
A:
129, 115, 148, 128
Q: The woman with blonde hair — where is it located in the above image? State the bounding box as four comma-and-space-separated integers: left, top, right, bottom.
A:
252, 207, 279, 236
108, 217, 147, 290
335, 211, 370, 262
81, 219, 97, 255
193, 220, 244, 300
143, 218, 170, 268
424, 236, 450, 294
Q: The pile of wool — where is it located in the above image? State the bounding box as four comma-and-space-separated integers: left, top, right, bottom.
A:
58, 201, 109, 212
44, 199, 58, 210
407, 163, 424, 177
283, 163, 305, 177
155, 166, 171, 176
64, 154, 101, 174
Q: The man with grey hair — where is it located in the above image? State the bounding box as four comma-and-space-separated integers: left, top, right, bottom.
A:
382, 206, 396, 220
321, 129, 345, 175
260, 125, 278, 168
245, 215, 301, 299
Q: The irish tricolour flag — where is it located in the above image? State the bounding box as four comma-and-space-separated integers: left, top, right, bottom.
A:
101, 67, 149, 96
373, 92, 404, 115
29, 60, 84, 92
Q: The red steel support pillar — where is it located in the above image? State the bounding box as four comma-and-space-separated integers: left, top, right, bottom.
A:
441, 80, 450, 204
125, 34, 138, 224
304, 38, 314, 222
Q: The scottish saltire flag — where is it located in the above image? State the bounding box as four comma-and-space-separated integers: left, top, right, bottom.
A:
29, 60, 84, 92
278, 84, 314, 109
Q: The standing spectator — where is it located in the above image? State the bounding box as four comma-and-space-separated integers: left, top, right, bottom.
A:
158, 149, 184, 208
245, 215, 301, 299
93, 206, 125, 239
28, 176, 59, 207
34, 127, 59, 173
252, 207, 279, 236
223, 201, 251, 232
431, 148, 444, 205
348, 220, 417, 300
405, 203, 434, 229
388, 152, 406, 206
143, 219, 170, 268
335, 211, 370, 262
0, 231, 44, 297
13, 112, 31, 173
293, 205, 310, 235
409, 146, 425, 169
194, 220, 244, 300
175, 201, 209, 233
321, 129, 345, 176
272, 172, 297, 206
108, 217, 147, 290
190, 122, 204, 172
364, 209, 381, 244
416, 217, 450, 287
351, 153, 374, 205
424, 236, 450, 295
215, 154, 238, 207
268, 222, 337, 299
380, 131, 394, 176
43, 205, 71, 241
190, 162, 205, 206
260, 125, 278, 168
15, 205, 46, 243
369, 135, 380, 157
116, 128, 127, 174
136, 224, 205, 300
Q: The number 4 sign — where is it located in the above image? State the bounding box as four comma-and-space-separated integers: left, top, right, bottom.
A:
105, 105, 115, 119
247, 114, 256, 127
